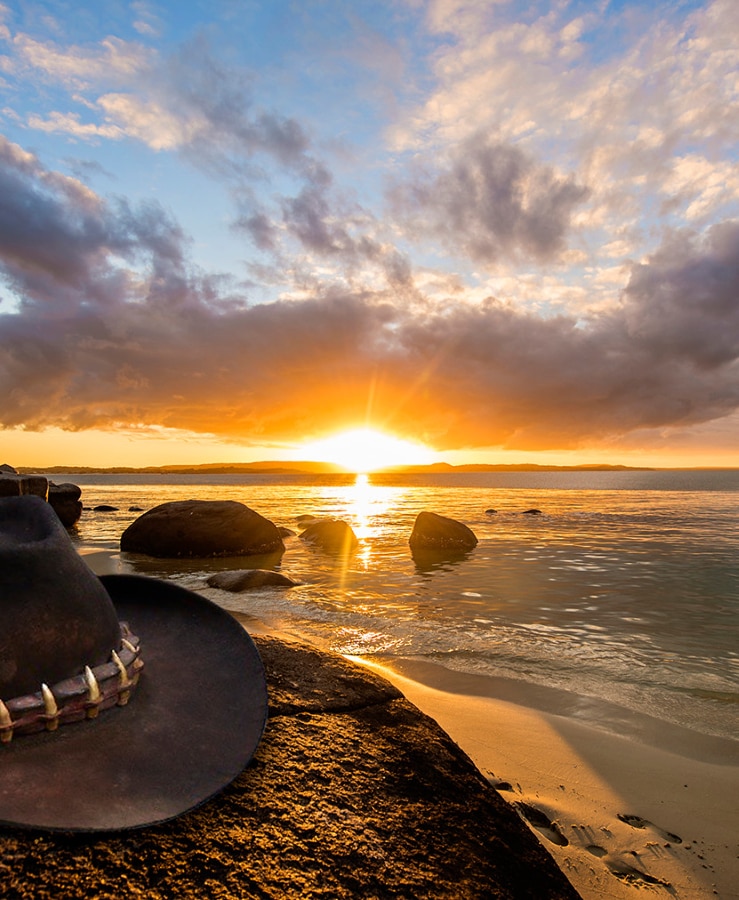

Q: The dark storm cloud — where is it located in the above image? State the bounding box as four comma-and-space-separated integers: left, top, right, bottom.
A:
388, 132, 590, 265
1, 138, 737, 449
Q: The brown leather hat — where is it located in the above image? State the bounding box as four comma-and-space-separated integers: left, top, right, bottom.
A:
0, 495, 268, 832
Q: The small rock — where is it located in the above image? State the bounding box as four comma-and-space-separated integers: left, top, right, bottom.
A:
207, 570, 300, 592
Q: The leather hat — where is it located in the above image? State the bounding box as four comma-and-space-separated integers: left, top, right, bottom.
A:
0, 495, 268, 832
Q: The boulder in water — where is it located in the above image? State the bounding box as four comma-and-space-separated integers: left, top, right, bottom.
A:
409, 511, 478, 552
48, 482, 82, 527
299, 519, 358, 554
121, 500, 285, 559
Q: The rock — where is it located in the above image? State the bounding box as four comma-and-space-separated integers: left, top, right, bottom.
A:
296, 513, 321, 526
299, 518, 358, 553
409, 511, 478, 551
0, 474, 48, 500
522, 509, 542, 516
47, 482, 82, 527
0, 636, 581, 899
0, 477, 22, 498
120, 500, 285, 559
128, 506, 144, 512
277, 525, 296, 538
485, 508, 498, 515
22, 476, 49, 500
93, 505, 119, 512
0, 472, 80, 524
207, 569, 300, 592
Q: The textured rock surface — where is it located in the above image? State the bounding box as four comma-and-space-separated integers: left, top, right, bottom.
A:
120, 500, 285, 558
0, 636, 580, 900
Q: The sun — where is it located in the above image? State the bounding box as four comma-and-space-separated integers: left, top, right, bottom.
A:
299, 428, 436, 473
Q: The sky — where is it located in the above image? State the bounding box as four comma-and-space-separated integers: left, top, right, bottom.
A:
1, 0, 738, 468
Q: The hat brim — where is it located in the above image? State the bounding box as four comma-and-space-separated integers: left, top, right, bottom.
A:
0, 575, 268, 832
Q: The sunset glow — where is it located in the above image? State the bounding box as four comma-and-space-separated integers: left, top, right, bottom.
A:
0, 1, 738, 469
299, 429, 436, 473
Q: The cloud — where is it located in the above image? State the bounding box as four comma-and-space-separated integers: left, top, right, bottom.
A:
392, 0, 739, 276
388, 132, 589, 265
27, 110, 125, 140
0, 134, 186, 315
1, 138, 737, 451
12, 27, 313, 176
13, 34, 153, 88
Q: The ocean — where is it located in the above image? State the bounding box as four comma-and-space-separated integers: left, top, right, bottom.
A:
65, 469, 738, 753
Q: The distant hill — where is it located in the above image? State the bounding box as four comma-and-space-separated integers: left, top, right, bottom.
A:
378, 462, 655, 473
17, 461, 655, 475
18, 460, 345, 475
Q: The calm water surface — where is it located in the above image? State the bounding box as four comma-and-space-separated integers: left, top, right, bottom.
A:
65, 470, 739, 745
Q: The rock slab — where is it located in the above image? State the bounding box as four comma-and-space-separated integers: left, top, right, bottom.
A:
0, 635, 580, 899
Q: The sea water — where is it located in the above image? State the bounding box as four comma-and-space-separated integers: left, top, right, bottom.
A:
64, 469, 738, 748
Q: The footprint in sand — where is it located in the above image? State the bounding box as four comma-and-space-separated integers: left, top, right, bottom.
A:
606, 852, 673, 889
514, 802, 569, 846
617, 813, 682, 844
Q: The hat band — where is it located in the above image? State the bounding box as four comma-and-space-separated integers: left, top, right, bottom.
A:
0, 624, 143, 744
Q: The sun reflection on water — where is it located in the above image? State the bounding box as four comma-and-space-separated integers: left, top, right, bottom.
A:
349, 473, 376, 567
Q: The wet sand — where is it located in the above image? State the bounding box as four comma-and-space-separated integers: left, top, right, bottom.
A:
355, 656, 739, 900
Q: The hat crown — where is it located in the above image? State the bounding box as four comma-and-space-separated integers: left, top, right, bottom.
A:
0, 496, 121, 699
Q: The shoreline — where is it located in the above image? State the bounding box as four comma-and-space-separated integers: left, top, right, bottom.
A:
83, 549, 739, 898
351, 654, 739, 900
236, 613, 739, 898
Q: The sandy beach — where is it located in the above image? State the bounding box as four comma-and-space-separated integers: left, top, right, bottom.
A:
353, 656, 739, 900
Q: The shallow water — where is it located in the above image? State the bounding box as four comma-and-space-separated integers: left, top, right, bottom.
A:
66, 469, 739, 745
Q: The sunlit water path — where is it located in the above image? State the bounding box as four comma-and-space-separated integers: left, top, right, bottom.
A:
66, 469, 739, 746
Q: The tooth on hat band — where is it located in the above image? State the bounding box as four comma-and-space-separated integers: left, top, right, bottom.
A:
0, 626, 142, 743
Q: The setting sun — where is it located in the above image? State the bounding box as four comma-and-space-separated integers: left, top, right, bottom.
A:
298, 428, 436, 473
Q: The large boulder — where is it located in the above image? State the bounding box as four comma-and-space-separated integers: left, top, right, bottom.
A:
409, 511, 478, 552
299, 518, 358, 553
207, 569, 300, 591
0, 636, 581, 899
47, 482, 82, 528
121, 500, 285, 558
